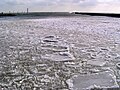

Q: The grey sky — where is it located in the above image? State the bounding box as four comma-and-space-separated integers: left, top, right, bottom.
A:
0, 0, 120, 13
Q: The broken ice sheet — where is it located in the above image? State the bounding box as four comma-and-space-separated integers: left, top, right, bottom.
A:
87, 60, 107, 67
41, 35, 59, 43
41, 44, 69, 52
67, 71, 119, 90
41, 52, 75, 61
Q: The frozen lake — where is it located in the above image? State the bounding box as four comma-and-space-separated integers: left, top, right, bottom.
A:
0, 16, 120, 89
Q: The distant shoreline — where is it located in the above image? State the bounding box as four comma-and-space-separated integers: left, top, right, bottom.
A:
0, 12, 74, 17
74, 12, 120, 18
0, 13, 16, 17
1, 12, 120, 18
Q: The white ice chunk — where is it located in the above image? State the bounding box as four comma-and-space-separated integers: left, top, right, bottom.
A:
87, 60, 107, 67
41, 52, 75, 61
67, 71, 119, 90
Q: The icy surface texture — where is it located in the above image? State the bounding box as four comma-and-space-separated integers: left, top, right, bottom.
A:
0, 16, 120, 89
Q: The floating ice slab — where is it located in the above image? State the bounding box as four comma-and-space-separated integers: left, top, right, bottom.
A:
44, 35, 55, 38
67, 71, 119, 90
42, 36, 59, 43
43, 39, 58, 43
41, 44, 69, 52
41, 52, 75, 61
116, 63, 120, 69
87, 60, 107, 67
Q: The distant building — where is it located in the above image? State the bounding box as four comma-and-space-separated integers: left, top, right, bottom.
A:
27, 8, 29, 14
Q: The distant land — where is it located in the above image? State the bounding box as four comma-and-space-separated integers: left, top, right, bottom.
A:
0, 12, 74, 17
74, 12, 120, 18
1, 12, 120, 18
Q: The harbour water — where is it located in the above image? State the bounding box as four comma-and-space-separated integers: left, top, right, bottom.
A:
0, 15, 120, 90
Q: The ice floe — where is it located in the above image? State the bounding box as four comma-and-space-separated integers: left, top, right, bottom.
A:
87, 60, 107, 67
41, 52, 75, 62
67, 71, 119, 90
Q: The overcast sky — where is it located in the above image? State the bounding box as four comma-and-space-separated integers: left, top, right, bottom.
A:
0, 0, 120, 13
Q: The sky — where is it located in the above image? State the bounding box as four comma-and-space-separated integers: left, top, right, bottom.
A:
0, 0, 120, 13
